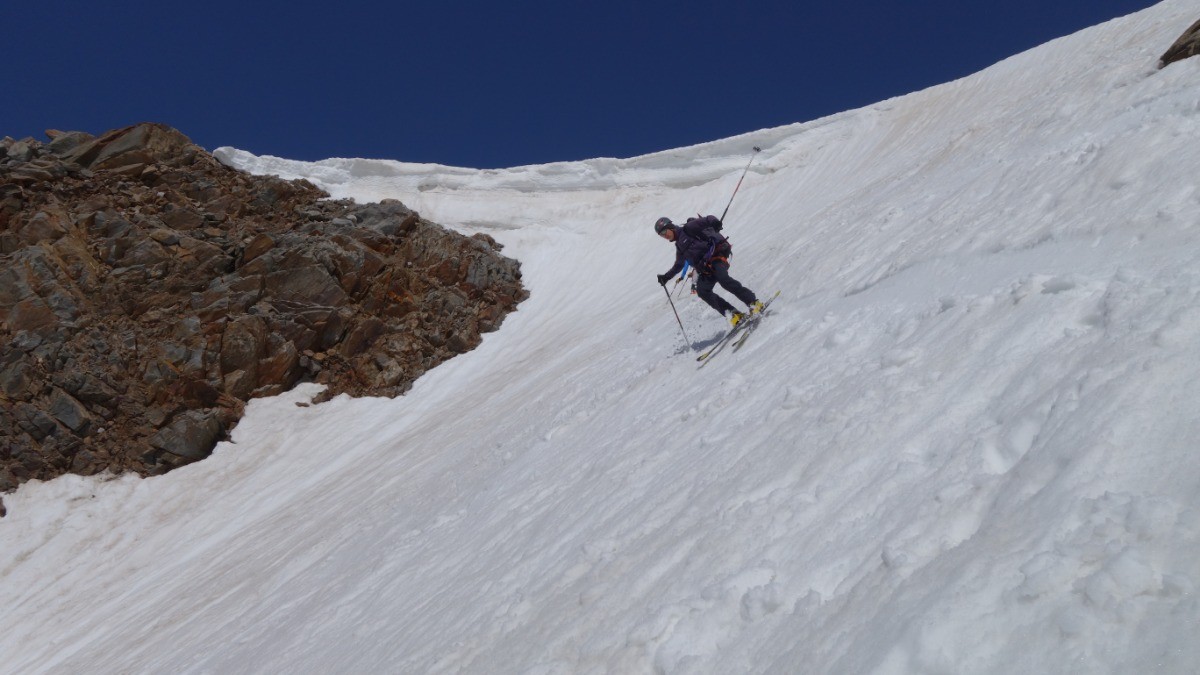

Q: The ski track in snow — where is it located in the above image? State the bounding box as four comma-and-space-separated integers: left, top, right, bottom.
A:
4, 2, 1200, 673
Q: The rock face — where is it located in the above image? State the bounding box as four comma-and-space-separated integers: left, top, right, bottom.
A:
1160, 18, 1200, 68
0, 123, 528, 511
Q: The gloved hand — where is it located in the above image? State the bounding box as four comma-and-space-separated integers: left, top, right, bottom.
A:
657, 273, 670, 286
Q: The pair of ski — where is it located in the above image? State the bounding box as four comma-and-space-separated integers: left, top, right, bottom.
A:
696, 291, 780, 364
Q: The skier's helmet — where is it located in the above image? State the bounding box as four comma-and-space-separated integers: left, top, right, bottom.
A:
654, 217, 674, 235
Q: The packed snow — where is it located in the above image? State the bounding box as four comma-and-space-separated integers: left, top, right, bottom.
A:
4, 1, 1200, 672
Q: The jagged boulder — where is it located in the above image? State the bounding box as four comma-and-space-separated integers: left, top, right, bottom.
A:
48, 123, 196, 172
149, 410, 225, 462
0, 123, 528, 513
1159, 18, 1200, 68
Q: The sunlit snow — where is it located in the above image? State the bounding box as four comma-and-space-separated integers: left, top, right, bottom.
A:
3, 2, 1200, 672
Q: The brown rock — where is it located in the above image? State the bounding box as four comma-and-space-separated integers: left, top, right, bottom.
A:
243, 233, 276, 263
340, 318, 386, 358
0, 121, 526, 492
220, 315, 268, 375
205, 194, 243, 220
7, 299, 59, 334
48, 388, 93, 435
149, 410, 223, 461
1160, 18, 1200, 68
161, 207, 205, 231
222, 369, 256, 400
83, 123, 196, 171
0, 357, 32, 398
45, 130, 95, 158
257, 339, 300, 389
16, 211, 70, 246
265, 264, 349, 307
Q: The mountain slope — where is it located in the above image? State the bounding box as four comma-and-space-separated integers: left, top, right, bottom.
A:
3, 1, 1200, 673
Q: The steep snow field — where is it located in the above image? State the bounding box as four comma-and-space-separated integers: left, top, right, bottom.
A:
4, 1, 1200, 672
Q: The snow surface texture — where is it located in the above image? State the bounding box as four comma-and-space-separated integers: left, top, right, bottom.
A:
5, 2, 1200, 672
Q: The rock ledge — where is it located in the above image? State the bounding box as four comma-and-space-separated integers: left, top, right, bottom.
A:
1, 123, 527, 513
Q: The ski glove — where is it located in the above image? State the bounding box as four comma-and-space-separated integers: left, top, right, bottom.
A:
657, 273, 670, 286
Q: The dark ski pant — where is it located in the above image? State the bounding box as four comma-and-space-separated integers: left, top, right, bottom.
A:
696, 262, 757, 316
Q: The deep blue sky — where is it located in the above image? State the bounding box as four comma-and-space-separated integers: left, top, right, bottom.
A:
4, 1, 1162, 168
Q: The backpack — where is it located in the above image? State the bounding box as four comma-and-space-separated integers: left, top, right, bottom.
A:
686, 214, 723, 233
685, 216, 732, 269
690, 217, 731, 258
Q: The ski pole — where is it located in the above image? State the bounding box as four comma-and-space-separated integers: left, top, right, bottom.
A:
662, 283, 691, 347
673, 270, 693, 299
672, 261, 691, 298
719, 146, 762, 223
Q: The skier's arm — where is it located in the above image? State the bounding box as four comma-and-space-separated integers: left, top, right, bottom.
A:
662, 250, 685, 279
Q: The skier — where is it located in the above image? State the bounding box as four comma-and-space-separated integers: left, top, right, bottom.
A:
655, 215, 763, 326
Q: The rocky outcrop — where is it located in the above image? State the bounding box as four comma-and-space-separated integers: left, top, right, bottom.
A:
0, 123, 528, 513
1159, 18, 1200, 68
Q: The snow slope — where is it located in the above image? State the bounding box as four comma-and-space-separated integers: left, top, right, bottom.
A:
4, 1, 1200, 672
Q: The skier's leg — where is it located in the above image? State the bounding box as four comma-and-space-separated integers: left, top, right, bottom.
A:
710, 263, 758, 307
695, 273, 738, 315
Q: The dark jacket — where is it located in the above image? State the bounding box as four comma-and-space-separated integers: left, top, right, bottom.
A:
663, 215, 730, 278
